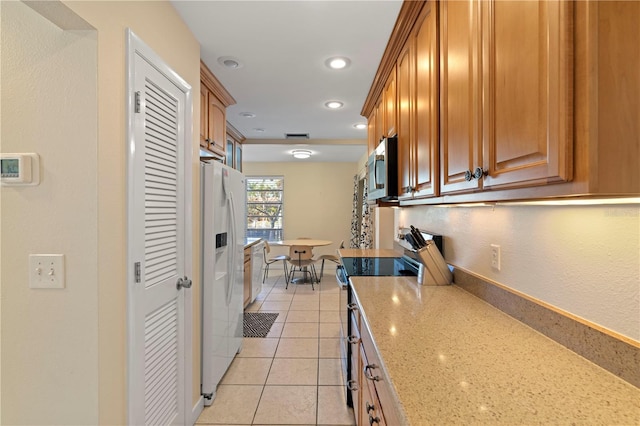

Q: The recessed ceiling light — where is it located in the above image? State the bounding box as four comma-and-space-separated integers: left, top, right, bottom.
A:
325, 101, 344, 109
239, 112, 256, 118
325, 56, 351, 70
353, 123, 367, 130
217, 56, 243, 69
253, 128, 265, 132
292, 149, 312, 159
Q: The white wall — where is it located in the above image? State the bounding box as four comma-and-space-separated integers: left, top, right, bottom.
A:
243, 162, 358, 258
399, 203, 640, 341
1, 1, 201, 424
1, 2, 98, 423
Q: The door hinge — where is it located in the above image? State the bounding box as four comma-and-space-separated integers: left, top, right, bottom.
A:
134, 262, 141, 283
134, 91, 141, 113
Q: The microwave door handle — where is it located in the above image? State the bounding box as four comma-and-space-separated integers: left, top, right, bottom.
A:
375, 155, 384, 189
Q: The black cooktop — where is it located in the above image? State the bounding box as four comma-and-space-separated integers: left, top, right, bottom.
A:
340, 257, 417, 277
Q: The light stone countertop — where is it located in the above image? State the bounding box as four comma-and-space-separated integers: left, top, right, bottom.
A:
338, 248, 401, 258
350, 276, 640, 425
244, 238, 263, 249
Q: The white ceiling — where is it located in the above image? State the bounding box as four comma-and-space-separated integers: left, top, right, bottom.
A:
171, 0, 403, 162
242, 143, 367, 163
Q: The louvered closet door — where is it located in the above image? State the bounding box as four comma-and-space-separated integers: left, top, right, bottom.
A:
129, 52, 186, 426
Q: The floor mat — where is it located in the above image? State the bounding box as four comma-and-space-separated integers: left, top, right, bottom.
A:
243, 312, 279, 338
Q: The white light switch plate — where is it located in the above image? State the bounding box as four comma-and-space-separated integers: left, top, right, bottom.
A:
29, 254, 65, 289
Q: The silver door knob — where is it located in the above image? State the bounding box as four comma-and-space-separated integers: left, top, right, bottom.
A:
176, 276, 192, 290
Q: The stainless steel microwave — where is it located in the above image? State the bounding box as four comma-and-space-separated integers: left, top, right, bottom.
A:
367, 136, 398, 201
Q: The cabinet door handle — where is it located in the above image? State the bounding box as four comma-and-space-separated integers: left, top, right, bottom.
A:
347, 303, 358, 311
366, 401, 375, 413
347, 380, 359, 391
348, 335, 361, 344
364, 364, 381, 381
369, 414, 381, 425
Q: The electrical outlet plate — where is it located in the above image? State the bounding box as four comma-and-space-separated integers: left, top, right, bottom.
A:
491, 244, 501, 271
29, 254, 65, 289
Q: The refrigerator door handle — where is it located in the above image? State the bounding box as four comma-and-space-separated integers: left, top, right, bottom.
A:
226, 191, 238, 307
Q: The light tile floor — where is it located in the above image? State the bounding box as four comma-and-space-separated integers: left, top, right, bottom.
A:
196, 268, 355, 426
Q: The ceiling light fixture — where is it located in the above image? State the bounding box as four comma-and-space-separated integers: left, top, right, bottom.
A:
325, 101, 344, 109
253, 128, 265, 132
239, 112, 256, 118
217, 56, 244, 69
292, 149, 312, 159
353, 123, 367, 130
325, 56, 351, 70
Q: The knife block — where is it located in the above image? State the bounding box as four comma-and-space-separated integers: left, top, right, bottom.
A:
416, 241, 452, 286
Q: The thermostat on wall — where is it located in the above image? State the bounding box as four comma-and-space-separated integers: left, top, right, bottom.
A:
1, 153, 40, 186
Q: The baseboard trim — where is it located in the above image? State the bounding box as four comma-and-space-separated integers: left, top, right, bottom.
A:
452, 266, 640, 389
190, 395, 204, 425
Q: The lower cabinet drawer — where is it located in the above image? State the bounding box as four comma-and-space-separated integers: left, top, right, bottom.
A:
360, 345, 385, 426
360, 321, 400, 425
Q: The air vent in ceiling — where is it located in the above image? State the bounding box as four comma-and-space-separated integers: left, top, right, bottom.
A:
285, 133, 310, 140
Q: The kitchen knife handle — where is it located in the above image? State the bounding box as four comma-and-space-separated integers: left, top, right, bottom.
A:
411, 225, 428, 247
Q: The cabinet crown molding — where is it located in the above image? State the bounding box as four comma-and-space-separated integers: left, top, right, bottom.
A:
361, 0, 426, 117
200, 60, 236, 107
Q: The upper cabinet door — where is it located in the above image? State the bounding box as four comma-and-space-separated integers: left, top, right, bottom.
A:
207, 94, 226, 154
439, 0, 483, 194
200, 82, 209, 148
375, 98, 384, 144
413, 1, 438, 198
397, 39, 414, 197
367, 108, 377, 155
481, 0, 573, 189
384, 68, 397, 138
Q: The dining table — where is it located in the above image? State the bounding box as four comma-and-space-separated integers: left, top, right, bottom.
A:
272, 239, 333, 284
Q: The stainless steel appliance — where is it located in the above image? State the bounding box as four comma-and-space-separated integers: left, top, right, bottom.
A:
367, 136, 398, 201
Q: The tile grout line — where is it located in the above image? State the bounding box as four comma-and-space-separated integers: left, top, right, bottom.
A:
251, 273, 283, 426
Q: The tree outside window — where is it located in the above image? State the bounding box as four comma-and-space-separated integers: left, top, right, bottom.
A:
246, 176, 284, 242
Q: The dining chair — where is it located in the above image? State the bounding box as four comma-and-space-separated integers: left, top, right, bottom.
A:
262, 240, 291, 284
317, 240, 345, 281
287, 245, 318, 290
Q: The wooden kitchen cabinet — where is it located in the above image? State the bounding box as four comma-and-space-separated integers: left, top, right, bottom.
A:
367, 108, 377, 155
480, 0, 573, 190
375, 100, 384, 144
348, 289, 399, 426
367, 98, 385, 154
200, 60, 236, 159
398, 2, 439, 200
208, 92, 226, 154
397, 38, 414, 198
439, 0, 483, 195
440, 0, 573, 195
383, 69, 397, 138
225, 123, 245, 171
364, 1, 638, 205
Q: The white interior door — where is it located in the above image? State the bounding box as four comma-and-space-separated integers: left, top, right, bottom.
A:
127, 30, 192, 426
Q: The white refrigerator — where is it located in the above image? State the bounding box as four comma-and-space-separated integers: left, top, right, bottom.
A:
201, 161, 245, 405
